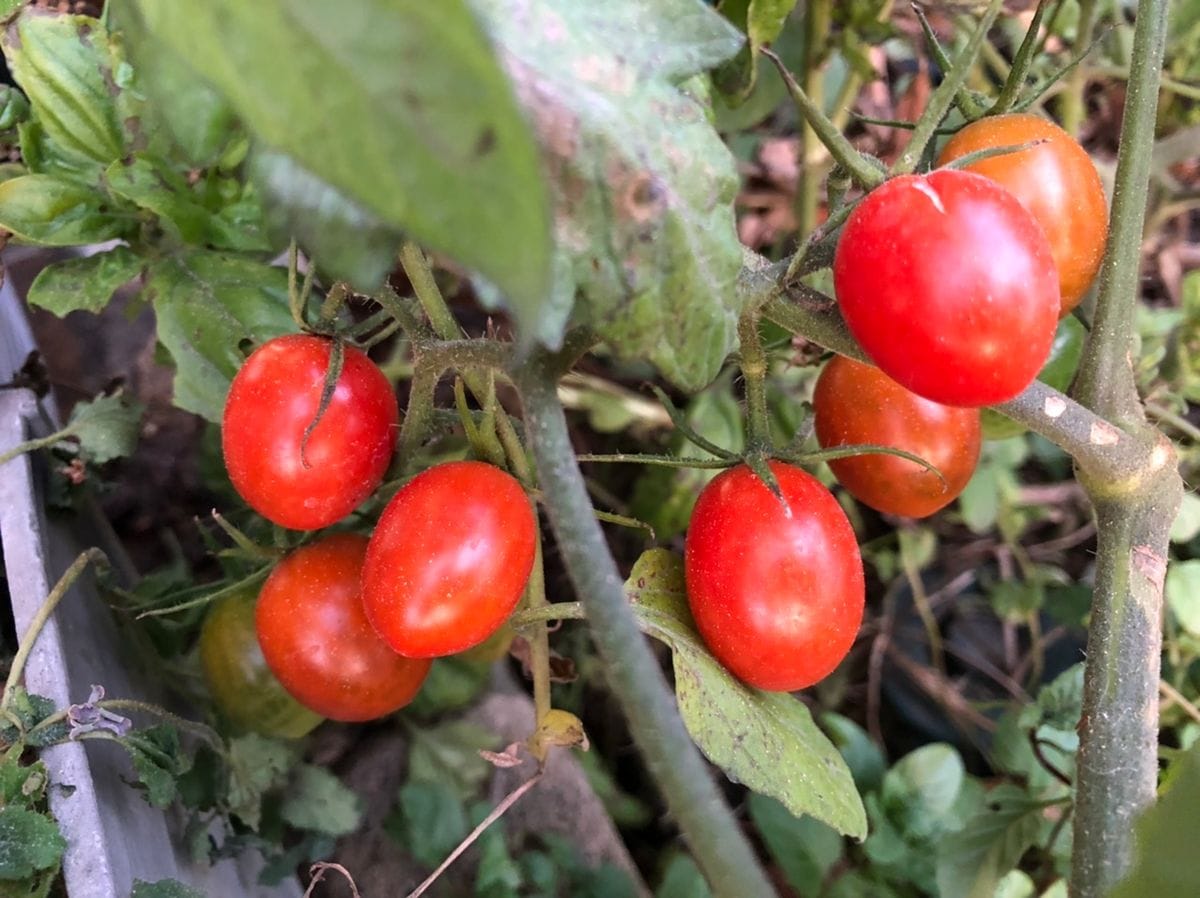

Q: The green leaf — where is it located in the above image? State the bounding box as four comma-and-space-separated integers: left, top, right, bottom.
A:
406, 721, 497, 796
1171, 492, 1200, 543
0, 690, 58, 747
3, 13, 124, 173
1166, 559, 1200, 636
748, 793, 844, 895
0, 85, 30, 132
384, 780, 468, 869
656, 853, 713, 898
279, 765, 362, 837
145, 252, 295, 421
125, 0, 552, 339
820, 711, 886, 795
0, 175, 128, 245
247, 146, 401, 291
121, 725, 190, 809
1110, 743, 1200, 898
880, 744, 967, 830
625, 549, 867, 838
0, 807, 64, 881
105, 155, 270, 252
129, 880, 206, 898
63, 391, 144, 463
471, 0, 745, 389
714, 0, 793, 100
26, 248, 143, 316
0, 757, 48, 809
225, 734, 296, 830
935, 785, 1046, 898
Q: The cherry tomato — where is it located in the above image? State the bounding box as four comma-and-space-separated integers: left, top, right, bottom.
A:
222, 334, 398, 530
937, 113, 1108, 316
813, 355, 981, 518
362, 461, 537, 658
256, 534, 430, 721
199, 585, 323, 739
981, 315, 1086, 440
833, 170, 1059, 407
684, 462, 864, 691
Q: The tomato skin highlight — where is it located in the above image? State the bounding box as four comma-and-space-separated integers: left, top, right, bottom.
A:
937, 113, 1108, 316
362, 461, 537, 658
256, 534, 430, 721
199, 585, 323, 739
833, 170, 1059, 407
222, 334, 398, 530
684, 462, 865, 691
813, 355, 981, 518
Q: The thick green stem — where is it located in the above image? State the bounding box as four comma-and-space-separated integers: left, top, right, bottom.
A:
1067, 2, 1175, 895
737, 310, 772, 450
514, 356, 774, 898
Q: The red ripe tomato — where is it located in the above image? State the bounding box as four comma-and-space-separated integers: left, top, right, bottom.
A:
362, 461, 537, 658
684, 462, 864, 691
813, 355, 981, 518
222, 334, 398, 530
256, 533, 430, 721
833, 170, 1059, 407
937, 113, 1108, 316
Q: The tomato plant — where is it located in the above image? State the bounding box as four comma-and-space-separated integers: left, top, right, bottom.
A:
937, 112, 1109, 316
255, 533, 430, 721
198, 584, 323, 739
833, 170, 1060, 407
362, 461, 537, 658
982, 315, 1087, 440
813, 355, 981, 518
684, 461, 865, 691
222, 334, 398, 531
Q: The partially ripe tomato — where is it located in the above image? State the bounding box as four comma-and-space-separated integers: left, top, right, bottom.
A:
256, 534, 430, 721
833, 170, 1059, 407
363, 461, 537, 658
813, 355, 981, 518
937, 113, 1108, 316
684, 462, 864, 691
223, 334, 398, 530
199, 585, 323, 738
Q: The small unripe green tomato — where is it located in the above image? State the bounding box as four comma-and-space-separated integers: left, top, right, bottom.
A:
199, 586, 323, 739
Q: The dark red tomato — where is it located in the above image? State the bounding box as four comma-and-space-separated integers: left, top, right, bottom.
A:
813, 355, 981, 518
937, 113, 1108, 316
256, 534, 430, 721
199, 584, 323, 739
362, 461, 537, 658
222, 334, 398, 530
833, 170, 1059, 407
684, 462, 864, 691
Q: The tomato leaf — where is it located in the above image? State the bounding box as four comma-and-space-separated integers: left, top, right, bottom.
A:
471, 0, 745, 390
714, 0, 796, 100
656, 853, 713, 898
1109, 742, 1200, 898
406, 721, 498, 796
748, 793, 845, 895
145, 252, 295, 422
26, 247, 144, 317
1166, 559, 1200, 637
624, 549, 867, 838
120, 0, 553, 338
934, 785, 1047, 898
247, 146, 402, 291
63, 391, 145, 464
0, 807, 65, 880
130, 880, 206, 898
0, 174, 130, 246
105, 155, 271, 252
384, 781, 469, 869
120, 725, 191, 809
279, 765, 363, 838
225, 734, 297, 831
2, 12, 126, 176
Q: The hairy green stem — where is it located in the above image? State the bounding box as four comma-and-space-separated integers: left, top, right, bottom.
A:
737, 310, 772, 450
514, 356, 774, 898
1067, 1, 1176, 895
992, 0, 1052, 114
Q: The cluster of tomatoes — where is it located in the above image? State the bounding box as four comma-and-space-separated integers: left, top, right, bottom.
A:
199, 114, 1106, 722
207, 333, 537, 727
683, 113, 1107, 693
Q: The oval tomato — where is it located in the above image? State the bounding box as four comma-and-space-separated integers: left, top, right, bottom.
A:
981, 315, 1086, 440
833, 170, 1059, 407
223, 334, 398, 531
256, 534, 430, 721
362, 461, 537, 658
684, 462, 865, 691
199, 584, 323, 739
813, 355, 981, 518
937, 113, 1108, 316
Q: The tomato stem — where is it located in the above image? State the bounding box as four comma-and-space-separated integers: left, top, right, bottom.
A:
892, 0, 1004, 176
1058, 0, 1099, 136
796, 0, 832, 237
991, 0, 1053, 114
523, 534, 553, 737
736, 309, 773, 453
911, 2, 989, 121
